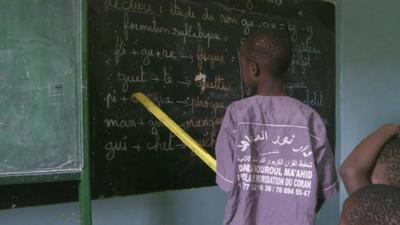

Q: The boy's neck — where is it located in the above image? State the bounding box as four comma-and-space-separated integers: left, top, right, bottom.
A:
256, 74, 287, 96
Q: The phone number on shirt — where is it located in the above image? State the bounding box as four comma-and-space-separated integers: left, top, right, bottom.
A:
240, 183, 312, 197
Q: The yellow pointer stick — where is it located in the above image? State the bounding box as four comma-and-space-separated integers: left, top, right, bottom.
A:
133, 92, 217, 172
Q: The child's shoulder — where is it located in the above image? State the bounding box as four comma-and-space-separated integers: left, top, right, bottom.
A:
228, 95, 317, 114
226, 95, 324, 127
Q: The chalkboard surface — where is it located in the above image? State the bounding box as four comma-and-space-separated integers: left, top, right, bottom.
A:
90, 0, 335, 198
0, 0, 83, 177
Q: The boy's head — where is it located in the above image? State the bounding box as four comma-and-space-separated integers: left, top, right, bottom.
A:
340, 184, 400, 225
371, 137, 400, 186
239, 29, 292, 91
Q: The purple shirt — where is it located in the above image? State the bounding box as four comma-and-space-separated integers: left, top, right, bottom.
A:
216, 96, 338, 225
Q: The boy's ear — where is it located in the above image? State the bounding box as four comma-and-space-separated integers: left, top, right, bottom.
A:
250, 62, 260, 77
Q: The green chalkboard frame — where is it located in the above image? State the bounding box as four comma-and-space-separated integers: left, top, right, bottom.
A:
0, 0, 92, 224
0, 0, 83, 179
79, 0, 93, 224
0, 0, 89, 184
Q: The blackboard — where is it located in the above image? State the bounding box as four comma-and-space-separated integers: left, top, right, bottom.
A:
0, 0, 85, 208
90, 0, 335, 198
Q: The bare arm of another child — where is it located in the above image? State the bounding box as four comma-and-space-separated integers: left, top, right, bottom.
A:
339, 124, 400, 194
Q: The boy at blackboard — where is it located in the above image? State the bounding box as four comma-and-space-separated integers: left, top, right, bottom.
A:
215, 30, 338, 225
339, 184, 400, 225
340, 124, 400, 194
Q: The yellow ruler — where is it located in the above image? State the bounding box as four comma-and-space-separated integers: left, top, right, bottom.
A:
133, 92, 217, 172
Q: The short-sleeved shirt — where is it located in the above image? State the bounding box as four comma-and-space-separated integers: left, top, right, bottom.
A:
216, 95, 338, 225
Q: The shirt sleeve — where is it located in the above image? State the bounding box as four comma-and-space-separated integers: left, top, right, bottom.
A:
312, 114, 339, 199
215, 105, 236, 192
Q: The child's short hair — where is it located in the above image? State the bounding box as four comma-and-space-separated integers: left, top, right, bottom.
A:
377, 137, 400, 185
343, 184, 400, 225
240, 29, 292, 77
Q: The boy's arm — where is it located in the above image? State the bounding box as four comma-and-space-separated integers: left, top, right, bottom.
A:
313, 113, 339, 211
339, 124, 400, 194
215, 106, 236, 192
